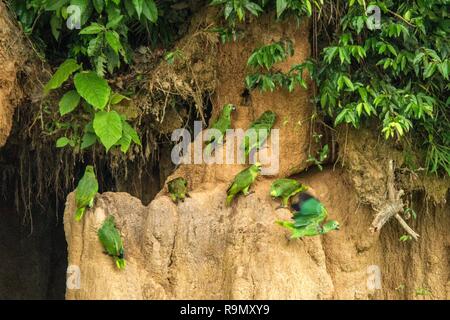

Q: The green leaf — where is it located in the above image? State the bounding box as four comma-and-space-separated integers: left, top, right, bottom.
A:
92, 0, 104, 13
74, 72, 111, 110
59, 90, 80, 116
106, 15, 124, 29
50, 15, 62, 40
142, 0, 158, 22
81, 132, 97, 149
44, 59, 81, 94
45, 0, 70, 11
105, 31, 122, 54
118, 134, 132, 153
132, 0, 144, 18
122, 121, 141, 146
110, 92, 130, 105
80, 23, 104, 34
56, 137, 70, 148
93, 111, 123, 151
276, 0, 288, 18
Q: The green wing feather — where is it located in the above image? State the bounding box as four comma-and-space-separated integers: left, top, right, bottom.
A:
292, 197, 327, 227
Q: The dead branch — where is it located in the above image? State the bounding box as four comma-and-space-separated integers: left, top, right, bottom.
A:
369, 160, 420, 240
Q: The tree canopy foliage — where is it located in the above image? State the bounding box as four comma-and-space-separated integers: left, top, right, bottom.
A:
8, 0, 450, 176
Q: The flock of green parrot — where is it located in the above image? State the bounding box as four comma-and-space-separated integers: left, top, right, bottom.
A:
167, 104, 340, 239
72, 104, 339, 270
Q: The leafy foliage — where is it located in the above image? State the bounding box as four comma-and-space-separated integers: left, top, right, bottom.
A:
10, 0, 159, 75
315, 0, 450, 175
245, 40, 314, 92
210, 0, 315, 24
45, 59, 141, 153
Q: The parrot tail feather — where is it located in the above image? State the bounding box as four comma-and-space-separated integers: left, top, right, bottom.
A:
74, 207, 85, 221
226, 194, 234, 207
115, 258, 126, 270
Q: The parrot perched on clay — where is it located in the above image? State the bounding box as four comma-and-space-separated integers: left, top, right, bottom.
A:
241, 110, 276, 159
226, 162, 262, 206
74, 165, 98, 221
204, 103, 236, 156
167, 177, 190, 203
277, 192, 340, 238
270, 178, 308, 209
98, 216, 126, 270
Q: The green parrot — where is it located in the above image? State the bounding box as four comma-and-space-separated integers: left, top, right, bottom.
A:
167, 177, 190, 203
276, 192, 340, 238
74, 165, 99, 221
241, 110, 276, 159
270, 178, 308, 209
204, 103, 236, 156
226, 162, 262, 206
98, 216, 126, 270
276, 220, 340, 238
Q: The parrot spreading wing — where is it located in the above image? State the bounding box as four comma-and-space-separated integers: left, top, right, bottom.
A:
74, 165, 98, 221
241, 110, 276, 159
276, 192, 340, 238
167, 177, 190, 203
98, 216, 126, 270
226, 163, 262, 206
204, 104, 235, 156
270, 178, 308, 208
290, 192, 327, 227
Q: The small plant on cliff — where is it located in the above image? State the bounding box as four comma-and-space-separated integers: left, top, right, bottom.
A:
44, 59, 141, 153
245, 40, 314, 92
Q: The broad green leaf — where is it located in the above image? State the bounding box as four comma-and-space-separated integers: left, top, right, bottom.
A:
276, 0, 288, 18
110, 92, 130, 105
122, 121, 141, 146
106, 15, 124, 29
118, 134, 132, 153
92, 0, 104, 13
50, 15, 62, 40
81, 132, 97, 149
45, 0, 70, 11
59, 90, 80, 116
74, 72, 111, 110
133, 0, 144, 18
80, 23, 104, 34
44, 59, 81, 94
56, 137, 70, 148
105, 31, 122, 53
303, 0, 312, 16
142, 0, 158, 22
93, 111, 123, 151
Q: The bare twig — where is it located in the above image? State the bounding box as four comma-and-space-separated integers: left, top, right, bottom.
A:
369, 160, 420, 240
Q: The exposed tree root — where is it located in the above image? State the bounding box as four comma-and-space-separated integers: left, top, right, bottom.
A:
369, 160, 420, 240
